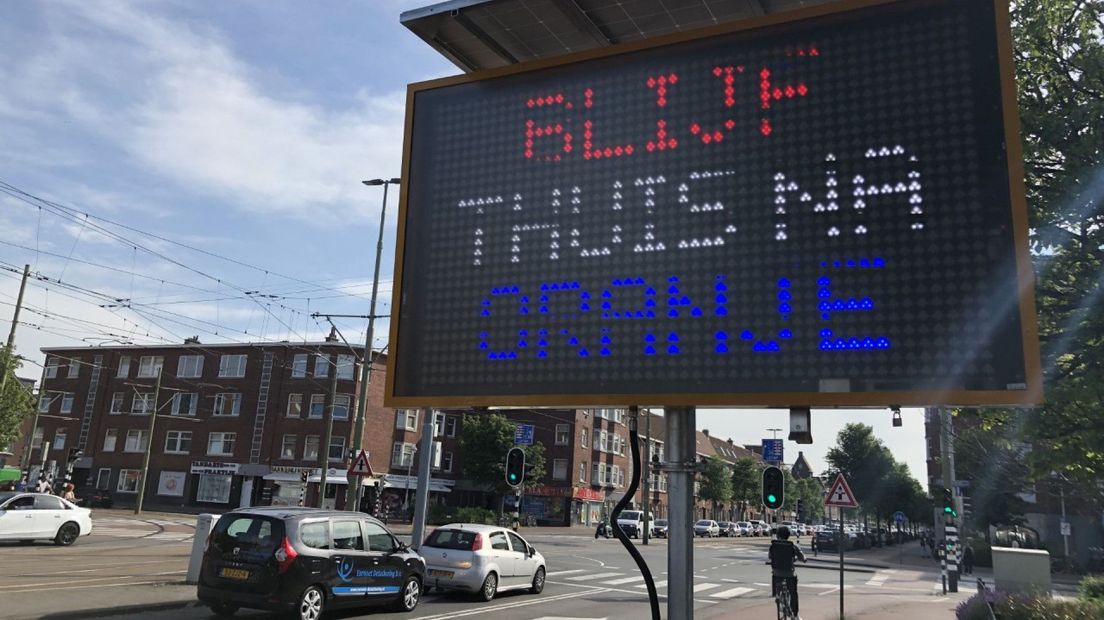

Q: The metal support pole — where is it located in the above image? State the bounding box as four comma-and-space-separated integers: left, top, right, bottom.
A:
410, 408, 435, 548
642, 407, 650, 545
134, 369, 161, 515
839, 508, 845, 619
940, 406, 958, 593
665, 406, 695, 620
319, 357, 339, 508
1061, 485, 1069, 558
347, 180, 393, 511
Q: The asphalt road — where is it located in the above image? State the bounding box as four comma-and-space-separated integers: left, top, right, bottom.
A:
1, 516, 957, 620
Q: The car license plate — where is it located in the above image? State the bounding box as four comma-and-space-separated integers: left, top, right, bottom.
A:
219, 568, 250, 581
429, 569, 454, 578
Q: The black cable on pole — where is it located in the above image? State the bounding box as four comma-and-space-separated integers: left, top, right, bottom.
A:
610, 405, 661, 620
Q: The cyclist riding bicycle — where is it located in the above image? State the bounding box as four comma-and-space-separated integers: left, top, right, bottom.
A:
769, 526, 807, 616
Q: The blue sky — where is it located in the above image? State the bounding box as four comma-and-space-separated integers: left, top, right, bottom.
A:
0, 0, 928, 483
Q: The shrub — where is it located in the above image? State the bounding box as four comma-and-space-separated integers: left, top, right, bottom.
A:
427, 503, 455, 525
1079, 575, 1104, 602
955, 592, 1004, 620
453, 507, 496, 525
998, 595, 1104, 619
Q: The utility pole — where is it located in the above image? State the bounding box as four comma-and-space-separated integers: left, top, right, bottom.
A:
640, 406, 650, 545
939, 406, 959, 593
347, 177, 398, 511
0, 264, 30, 395
319, 355, 339, 508
411, 408, 435, 548
666, 406, 696, 620
19, 363, 49, 478
134, 368, 162, 515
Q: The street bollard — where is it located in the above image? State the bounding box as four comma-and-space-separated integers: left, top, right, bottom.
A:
186, 514, 221, 585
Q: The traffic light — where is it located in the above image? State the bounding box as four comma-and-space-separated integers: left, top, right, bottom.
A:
505, 448, 525, 488
67, 448, 83, 461
940, 487, 958, 518
795, 498, 805, 517
762, 466, 785, 510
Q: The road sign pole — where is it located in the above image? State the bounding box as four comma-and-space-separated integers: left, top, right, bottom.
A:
665, 406, 695, 620
839, 508, 845, 620
411, 408, 435, 549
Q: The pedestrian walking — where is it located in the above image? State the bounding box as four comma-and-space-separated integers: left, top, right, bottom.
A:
920, 535, 929, 558
62, 483, 77, 503
963, 543, 975, 575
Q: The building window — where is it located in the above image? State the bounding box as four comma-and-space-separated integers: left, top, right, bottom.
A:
445, 416, 458, 437
579, 461, 587, 482
45, 357, 59, 379
172, 392, 198, 416
442, 451, 454, 473
96, 468, 111, 490
281, 435, 297, 460
124, 430, 149, 453
303, 435, 320, 461
391, 442, 416, 468
53, 431, 67, 450
207, 432, 236, 456
308, 394, 325, 419
581, 428, 588, 447
31, 427, 43, 449
213, 393, 241, 417
176, 355, 204, 378
67, 359, 80, 378
117, 356, 130, 378
434, 412, 445, 437
38, 396, 50, 413
196, 474, 232, 503
164, 430, 192, 454
117, 469, 142, 493
333, 394, 350, 420
314, 354, 330, 378
131, 392, 155, 415
110, 392, 125, 414
103, 429, 118, 452
286, 394, 302, 417
336, 354, 355, 380
555, 424, 570, 445
328, 437, 346, 462
60, 393, 74, 415
137, 356, 164, 378
395, 409, 417, 431
218, 354, 247, 378
291, 354, 307, 378
594, 408, 623, 424
552, 458, 567, 480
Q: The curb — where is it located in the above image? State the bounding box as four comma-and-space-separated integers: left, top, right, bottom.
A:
30, 600, 200, 620
807, 558, 890, 570
801, 562, 877, 574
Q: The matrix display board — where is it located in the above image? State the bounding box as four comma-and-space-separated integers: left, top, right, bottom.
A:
388, 0, 1042, 407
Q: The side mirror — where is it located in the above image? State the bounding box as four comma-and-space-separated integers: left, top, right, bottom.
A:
528, 545, 536, 557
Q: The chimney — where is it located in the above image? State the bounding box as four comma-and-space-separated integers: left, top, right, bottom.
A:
325, 326, 339, 342
727, 438, 734, 445
702, 429, 710, 436
184, 335, 200, 344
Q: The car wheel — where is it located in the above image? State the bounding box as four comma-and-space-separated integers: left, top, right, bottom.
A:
531, 566, 546, 594
54, 522, 80, 546
209, 602, 238, 617
478, 572, 498, 602
298, 585, 325, 620
391, 575, 421, 612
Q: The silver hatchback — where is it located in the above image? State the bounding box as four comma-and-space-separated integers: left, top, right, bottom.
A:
419, 524, 546, 602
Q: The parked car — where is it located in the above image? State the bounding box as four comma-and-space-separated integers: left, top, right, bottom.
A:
0, 492, 92, 546
734, 521, 753, 537
75, 488, 113, 508
815, 529, 849, 552
651, 519, 669, 538
196, 507, 425, 620
717, 522, 737, 537
420, 524, 546, 601
694, 520, 720, 537
780, 521, 804, 537
616, 510, 644, 539
749, 520, 769, 536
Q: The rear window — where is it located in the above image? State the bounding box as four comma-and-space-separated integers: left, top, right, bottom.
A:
424, 528, 479, 550
655, 519, 668, 526
210, 515, 284, 552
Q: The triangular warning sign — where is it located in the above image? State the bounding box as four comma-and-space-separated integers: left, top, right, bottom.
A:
824, 473, 859, 508
348, 450, 374, 477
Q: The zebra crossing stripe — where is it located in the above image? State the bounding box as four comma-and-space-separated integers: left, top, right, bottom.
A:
638, 580, 667, 588
710, 587, 755, 599
693, 583, 721, 592
602, 576, 644, 586
566, 573, 621, 581
547, 570, 587, 577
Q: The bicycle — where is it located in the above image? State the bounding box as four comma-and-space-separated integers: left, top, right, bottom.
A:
774, 580, 797, 620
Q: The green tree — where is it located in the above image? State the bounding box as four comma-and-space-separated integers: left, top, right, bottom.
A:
1009, 0, 1104, 508
791, 477, 826, 523
699, 456, 733, 517
0, 348, 34, 452
825, 423, 893, 515
458, 412, 546, 492
951, 411, 1031, 530
731, 457, 762, 519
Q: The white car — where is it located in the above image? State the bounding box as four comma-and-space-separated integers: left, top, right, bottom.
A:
0, 492, 92, 545
734, 521, 753, 537
693, 519, 720, 537
419, 524, 546, 601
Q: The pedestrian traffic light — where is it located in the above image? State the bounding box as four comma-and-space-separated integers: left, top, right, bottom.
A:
505, 448, 525, 488
796, 498, 805, 516
940, 487, 957, 518
762, 466, 784, 510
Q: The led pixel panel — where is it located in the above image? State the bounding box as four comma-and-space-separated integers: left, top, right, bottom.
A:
390, 0, 1041, 407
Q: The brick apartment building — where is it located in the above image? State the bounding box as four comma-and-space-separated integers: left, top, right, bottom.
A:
13, 339, 760, 526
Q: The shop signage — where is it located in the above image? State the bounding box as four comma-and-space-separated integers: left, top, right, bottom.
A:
573, 487, 605, 501
191, 461, 241, 476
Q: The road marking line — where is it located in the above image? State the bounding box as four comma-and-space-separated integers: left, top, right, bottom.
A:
693, 583, 721, 592
415, 589, 608, 620
638, 580, 667, 588
865, 573, 889, 586
547, 569, 586, 576
710, 587, 754, 599
566, 572, 621, 581
602, 576, 644, 585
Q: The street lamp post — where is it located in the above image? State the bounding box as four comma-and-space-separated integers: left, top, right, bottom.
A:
347, 177, 400, 512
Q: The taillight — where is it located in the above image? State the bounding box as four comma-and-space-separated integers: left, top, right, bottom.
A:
274, 537, 298, 574
471, 533, 483, 552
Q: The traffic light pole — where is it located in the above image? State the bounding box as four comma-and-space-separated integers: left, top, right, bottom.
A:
665, 406, 695, 620
939, 406, 959, 593
410, 408, 434, 549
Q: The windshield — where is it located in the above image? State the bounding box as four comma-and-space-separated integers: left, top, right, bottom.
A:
424, 528, 480, 551
618, 511, 642, 521
655, 520, 668, 526
695, 520, 711, 526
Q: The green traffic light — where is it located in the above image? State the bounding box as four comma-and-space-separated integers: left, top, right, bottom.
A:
767, 494, 777, 504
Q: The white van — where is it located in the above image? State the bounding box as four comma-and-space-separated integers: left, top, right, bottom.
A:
616, 510, 644, 538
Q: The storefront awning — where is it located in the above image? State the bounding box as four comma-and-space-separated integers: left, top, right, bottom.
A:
0, 467, 21, 483
381, 475, 452, 493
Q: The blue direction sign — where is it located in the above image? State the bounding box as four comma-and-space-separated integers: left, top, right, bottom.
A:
893, 511, 907, 525
514, 424, 535, 446
762, 439, 784, 463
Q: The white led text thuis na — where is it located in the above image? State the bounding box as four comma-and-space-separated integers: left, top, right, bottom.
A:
465, 144, 924, 360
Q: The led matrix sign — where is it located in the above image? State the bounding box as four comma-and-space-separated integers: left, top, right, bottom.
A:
389, 0, 1042, 407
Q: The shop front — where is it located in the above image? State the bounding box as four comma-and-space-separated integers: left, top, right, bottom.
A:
379, 474, 452, 520
187, 461, 242, 509
571, 487, 606, 527
263, 466, 313, 507
307, 468, 379, 510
